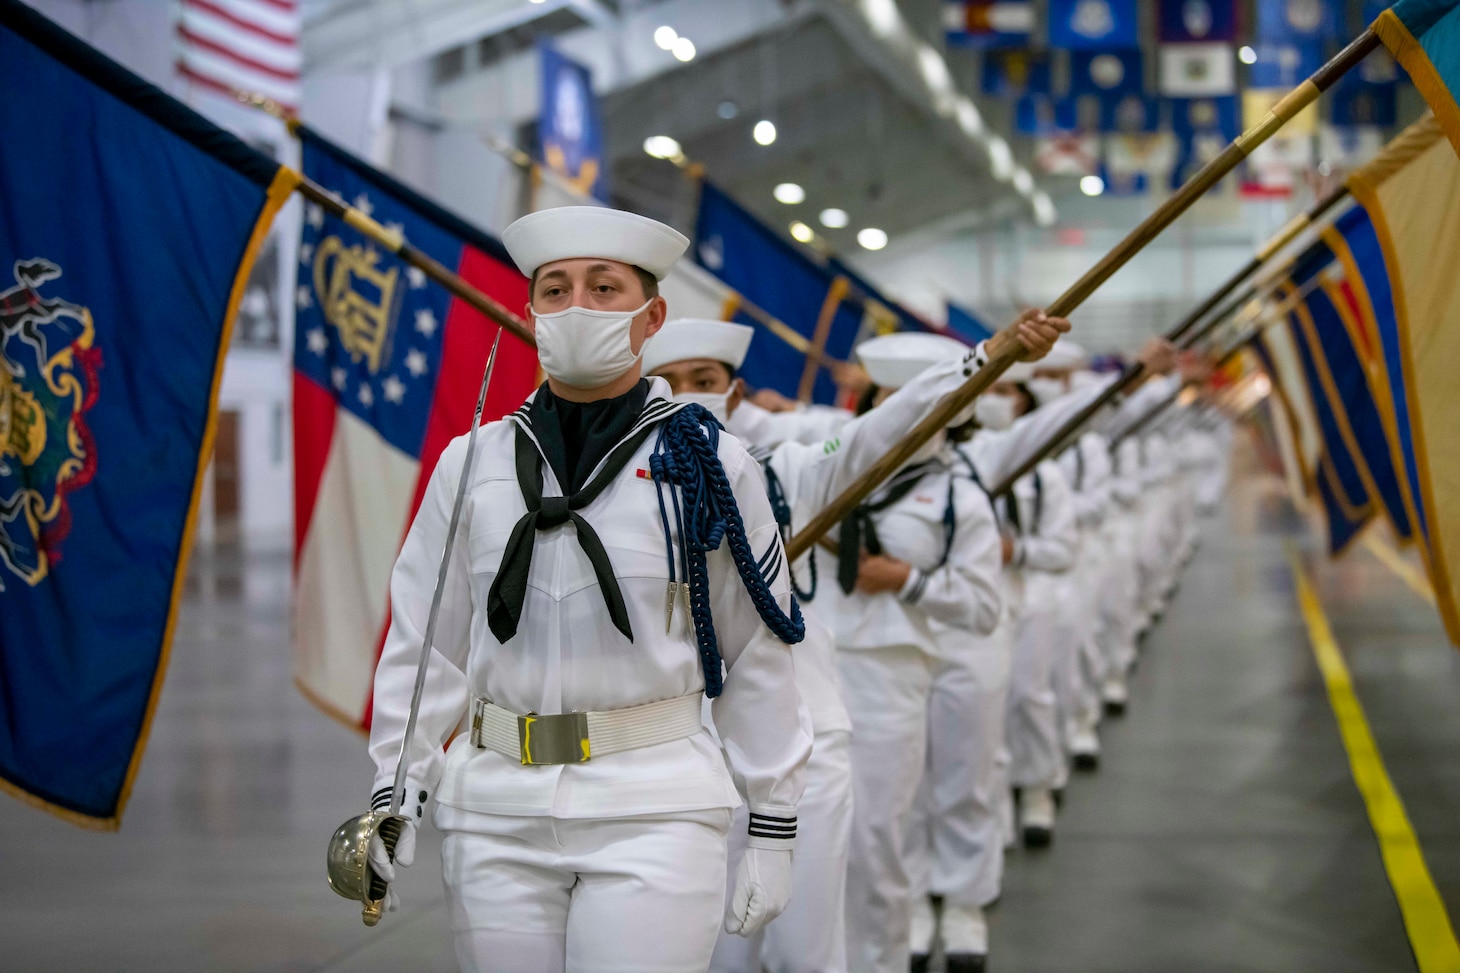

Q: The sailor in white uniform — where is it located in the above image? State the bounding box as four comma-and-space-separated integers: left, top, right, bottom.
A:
363, 207, 813, 973
643, 314, 1067, 973
816, 324, 1068, 973
904, 350, 1115, 971
1026, 343, 1115, 777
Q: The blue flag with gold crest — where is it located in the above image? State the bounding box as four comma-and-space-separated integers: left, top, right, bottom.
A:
0, 0, 294, 827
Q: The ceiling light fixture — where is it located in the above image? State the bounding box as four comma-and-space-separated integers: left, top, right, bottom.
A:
819, 207, 850, 228
1012, 167, 1034, 195
1080, 174, 1105, 196
672, 37, 696, 62
774, 182, 806, 204
789, 221, 815, 243
1032, 192, 1057, 227
862, 0, 902, 38
643, 135, 682, 160
955, 97, 984, 137
753, 120, 778, 146
857, 227, 888, 251
653, 26, 678, 50
986, 136, 1014, 181
1238, 45, 1257, 64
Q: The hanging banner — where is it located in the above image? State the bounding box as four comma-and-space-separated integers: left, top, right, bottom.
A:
1157, 0, 1238, 43
980, 48, 1052, 96
943, 1, 1035, 47
1047, 0, 1139, 50
538, 42, 608, 202
1069, 49, 1144, 98
1159, 42, 1236, 96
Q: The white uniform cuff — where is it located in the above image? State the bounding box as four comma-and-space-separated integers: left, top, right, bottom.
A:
370, 776, 431, 821
899, 566, 929, 604
962, 341, 991, 377
747, 803, 797, 849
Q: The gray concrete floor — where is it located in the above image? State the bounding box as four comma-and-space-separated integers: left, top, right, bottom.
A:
2, 463, 1457, 972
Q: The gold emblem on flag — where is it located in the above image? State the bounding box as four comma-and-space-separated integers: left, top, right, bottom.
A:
313, 236, 401, 374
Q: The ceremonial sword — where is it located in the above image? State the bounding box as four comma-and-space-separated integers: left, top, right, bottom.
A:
326, 330, 504, 926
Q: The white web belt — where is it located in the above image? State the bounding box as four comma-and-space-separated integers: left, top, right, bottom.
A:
470, 692, 703, 765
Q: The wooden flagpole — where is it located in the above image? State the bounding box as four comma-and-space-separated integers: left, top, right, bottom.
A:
785, 28, 1380, 561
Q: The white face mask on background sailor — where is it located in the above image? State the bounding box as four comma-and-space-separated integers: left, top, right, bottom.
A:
1026, 376, 1067, 408
973, 393, 1017, 431
533, 299, 654, 389
670, 389, 733, 425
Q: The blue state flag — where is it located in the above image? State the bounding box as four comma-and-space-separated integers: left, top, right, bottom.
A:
694, 183, 862, 404
1157, 0, 1237, 42
1285, 230, 1413, 548
1257, 0, 1340, 44
1070, 49, 1144, 98
981, 49, 1053, 97
1048, 0, 1139, 50
0, 0, 294, 827
538, 43, 608, 202
1249, 42, 1326, 88
947, 303, 995, 344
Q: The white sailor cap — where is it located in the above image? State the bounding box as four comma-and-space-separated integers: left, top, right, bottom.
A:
1000, 360, 1038, 384
855, 332, 969, 389
1038, 339, 1088, 371
643, 318, 755, 375
502, 205, 689, 280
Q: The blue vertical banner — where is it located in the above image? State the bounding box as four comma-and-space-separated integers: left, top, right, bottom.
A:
1070, 49, 1145, 97
1157, 0, 1238, 42
0, 0, 294, 827
981, 48, 1053, 96
1250, 42, 1326, 87
694, 183, 863, 405
1257, 0, 1339, 44
946, 303, 994, 344
1047, 0, 1140, 49
1168, 95, 1239, 188
538, 42, 608, 202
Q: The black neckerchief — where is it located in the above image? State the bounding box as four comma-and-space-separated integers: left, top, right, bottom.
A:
836, 460, 939, 595
528, 379, 649, 494
487, 384, 678, 645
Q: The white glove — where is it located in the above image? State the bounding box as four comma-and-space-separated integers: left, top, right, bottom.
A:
724, 845, 794, 936
365, 779, 428, 888
366, 815, 417, 883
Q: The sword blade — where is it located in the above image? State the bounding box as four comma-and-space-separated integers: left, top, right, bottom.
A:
390, 329, 504, 815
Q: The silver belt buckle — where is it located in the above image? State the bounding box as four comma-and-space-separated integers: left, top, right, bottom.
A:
518, 712, 591, 765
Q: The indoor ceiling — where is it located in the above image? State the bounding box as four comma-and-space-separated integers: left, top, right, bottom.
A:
602, 15, 1030, 248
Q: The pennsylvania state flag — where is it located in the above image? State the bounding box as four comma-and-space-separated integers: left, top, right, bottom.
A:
0, 1, 295, 826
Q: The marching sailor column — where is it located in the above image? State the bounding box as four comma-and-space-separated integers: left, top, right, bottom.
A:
901, 350, 1096, 971
814, 333, 1007, 973
1091, 347, 1179, 712
1023, 344, 1114, 783
362, 207, 812, 973
644, 318, 1046, 973
985, 365, 1079, 847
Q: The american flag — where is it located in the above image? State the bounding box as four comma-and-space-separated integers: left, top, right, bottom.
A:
176, 0, 300, 114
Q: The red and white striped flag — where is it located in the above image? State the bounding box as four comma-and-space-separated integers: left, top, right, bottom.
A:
176, 0, 300, 114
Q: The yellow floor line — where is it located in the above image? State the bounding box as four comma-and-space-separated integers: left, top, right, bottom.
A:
1362, 532, 1438, 605
1288, 548, 1460, 973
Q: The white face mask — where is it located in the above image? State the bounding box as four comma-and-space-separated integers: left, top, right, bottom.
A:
974, 393, 1016, 431
1027, 376, 1067, 407
672, 389, 732, 425
533, 298, 653, 389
